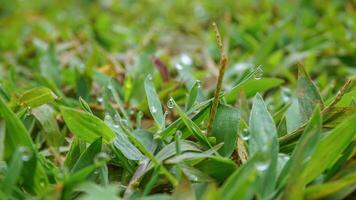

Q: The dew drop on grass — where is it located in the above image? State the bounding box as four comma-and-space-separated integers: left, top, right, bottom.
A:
167, 97, 174, 109
120, 119, 129, 127
153, 134, 161, 140
196, 80, 201, 88
104, 114, 111, 121
281, 87, 292, 102
255, 161, 269, 171
150, 106, 157, 114
175, 63, 183, 71
107, 84, 113, 90
147, 74, 153, 81
97, 97, 103, 103
180, 53, 193, 65
19, 146, 32, 161
239, 128, 250, 141
255, 151, 270, 172
254, 66, 263, 80
94, 152, 110, 163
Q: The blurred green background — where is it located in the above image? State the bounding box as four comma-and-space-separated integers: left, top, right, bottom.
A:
0, 0, 355, 104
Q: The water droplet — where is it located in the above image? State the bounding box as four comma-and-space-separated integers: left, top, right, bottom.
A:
153, 134, 161, 140
180, 53, 193, 65
255, 161, 269, 171
147, 74, 153, 81
239, 128, 250, 141
255, 152, 270, 172
167, 97, 174, 109
120, 119, 129, 127
113, 124, 119, 128
94, 152, 110, 163
19, 146, 32, 161
104, 114, 111, 121
107, 84, 113, 90
281, 88, 292, 102
94, 170, 99, 175
196, 80, 201, 88
254, 66, 264, 80
27, 106, 32, 112
176, 130, 182, 137
175, 63, 183, 71
97, 97, 103, 103
150, 106, 157, 114
191, 176, 198, 182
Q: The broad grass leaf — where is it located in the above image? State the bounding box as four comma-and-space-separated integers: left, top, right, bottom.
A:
285, 97, 302, 132
225, 78, 284, 102
185, 81, 199, 111
105, 115, 145, 160
171, 98, 212, 148
201, 184, 219, 200
304, 172, 356, 200
249, 93, 278, 198
61, 106, 116, 143
335, 89, 356, 107
180, 164, 214, 182
32, 105, 64, 147
297, 65, 323, 123
79, 97, 93, 114
219, 157, 257, 200
39, 44, 61, 86
0, 149, 24, 195
19, 87, 57, 108
0, 97, 48, 194
165, 143, 223, 164
301, 114, 356, 184
211, 104, 240, 157
172, 176, 195, 200
144, 75, 164, 127
281, 107, 321, 200
195, 156, 237, 183
0, 97, 33, 159
76, 183, 121, 200
71, 137, 102, 173
64, 137, 86, 169
145, 140, 202, 172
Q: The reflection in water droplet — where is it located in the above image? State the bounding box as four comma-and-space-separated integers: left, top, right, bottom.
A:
254, 66, 264, 80
19, 146, 32, 161
94, 152, 110, 163
167, 97, 174, 109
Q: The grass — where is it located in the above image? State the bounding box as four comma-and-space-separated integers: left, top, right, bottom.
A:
0, 0, 355, 199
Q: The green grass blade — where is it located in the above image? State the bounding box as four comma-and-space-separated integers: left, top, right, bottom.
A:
61, 106, 116, 143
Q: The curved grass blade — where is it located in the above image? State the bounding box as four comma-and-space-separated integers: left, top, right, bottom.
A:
144, 74, 164, 128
